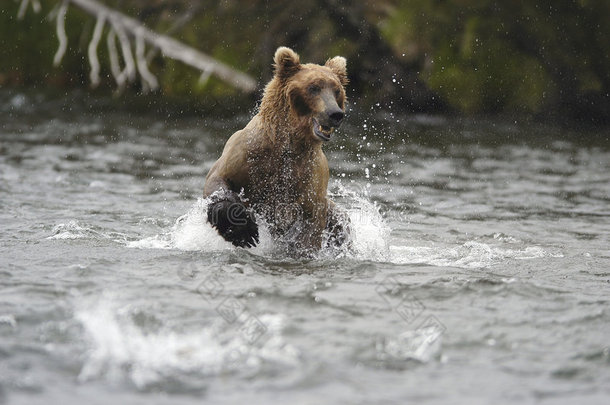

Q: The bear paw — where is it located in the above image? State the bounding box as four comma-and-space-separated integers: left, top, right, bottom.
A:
207, 192, 259, 248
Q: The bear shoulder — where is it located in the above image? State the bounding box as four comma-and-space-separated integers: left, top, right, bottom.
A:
203, 121, 255, 196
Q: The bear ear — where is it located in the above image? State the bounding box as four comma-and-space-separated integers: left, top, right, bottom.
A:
325, 56, 348, 86
273, 47, 300, 79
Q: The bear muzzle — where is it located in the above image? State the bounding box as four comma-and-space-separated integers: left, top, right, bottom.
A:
312, 108, 344, 142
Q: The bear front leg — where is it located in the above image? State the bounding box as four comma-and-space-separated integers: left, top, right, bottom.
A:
325, 200, 352, 249
207, 190, 259, 248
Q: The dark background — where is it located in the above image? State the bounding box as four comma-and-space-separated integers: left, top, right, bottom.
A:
1, 0, 609, 123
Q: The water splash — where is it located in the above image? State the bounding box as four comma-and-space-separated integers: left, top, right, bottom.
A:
75, 296, 299, 389
128, 183, 391, 261
126, 187, 560, 269
326, 181, 390, 260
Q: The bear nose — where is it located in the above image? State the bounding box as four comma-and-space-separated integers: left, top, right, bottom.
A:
329, 111, 344, 126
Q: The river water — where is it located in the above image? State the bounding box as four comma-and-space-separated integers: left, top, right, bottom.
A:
1, 90, 609, 404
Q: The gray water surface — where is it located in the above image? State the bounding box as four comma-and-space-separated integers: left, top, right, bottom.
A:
1, 91, 609, 404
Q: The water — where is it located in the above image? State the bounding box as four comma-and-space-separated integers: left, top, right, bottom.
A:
1, 90, 609, 404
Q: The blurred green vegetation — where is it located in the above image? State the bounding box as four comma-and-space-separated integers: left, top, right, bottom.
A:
1, 0, 608, 121
382, 0, 609, 117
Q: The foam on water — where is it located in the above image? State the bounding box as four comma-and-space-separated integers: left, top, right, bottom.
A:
47, 221, 102, 240
0, 314, 17, 328
390, 242, 563, 269
379, 325, 444, 363
47, 220, 127, 243
75, 295, 299, 389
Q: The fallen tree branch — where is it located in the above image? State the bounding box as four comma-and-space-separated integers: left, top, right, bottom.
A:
145, 3, 203, 64
17, 0, 29, 19
110, 18, 136, 82
135, 30, 159, 92
87, 13, 105, 87
17, 0, 41, 19
106, 28, 126, 90
20, 0, 256, 93
65, 0, 256, 92
52, 0, 68, 67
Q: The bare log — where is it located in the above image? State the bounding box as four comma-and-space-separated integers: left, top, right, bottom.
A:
66, 0, 256, 93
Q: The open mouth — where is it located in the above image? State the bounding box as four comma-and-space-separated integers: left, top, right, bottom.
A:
312, 118, 334, 141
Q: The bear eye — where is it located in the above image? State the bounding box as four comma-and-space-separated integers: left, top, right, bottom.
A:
334, 88, 341, 98
308, 84, 321, 95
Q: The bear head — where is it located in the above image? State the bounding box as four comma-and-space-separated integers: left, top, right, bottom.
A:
273, 47, 348, 143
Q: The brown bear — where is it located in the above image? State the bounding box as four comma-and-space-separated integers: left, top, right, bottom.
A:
203, 46, 349, 253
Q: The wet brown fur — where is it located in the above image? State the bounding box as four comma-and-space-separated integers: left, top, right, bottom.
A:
204, 47, 348, 251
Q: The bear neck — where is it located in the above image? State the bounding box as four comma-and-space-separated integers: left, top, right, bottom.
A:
258, 78, 321, 157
